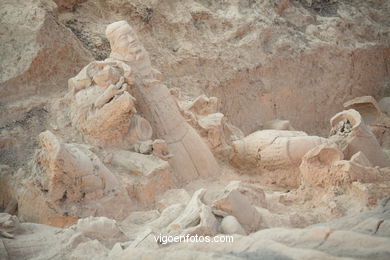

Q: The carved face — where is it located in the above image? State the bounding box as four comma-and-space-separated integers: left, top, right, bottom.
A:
106, 21, 142, 62
115, 26, 141, 59
105, 21, 152, 75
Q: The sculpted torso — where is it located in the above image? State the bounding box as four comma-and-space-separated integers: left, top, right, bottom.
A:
67, 21, 220, 182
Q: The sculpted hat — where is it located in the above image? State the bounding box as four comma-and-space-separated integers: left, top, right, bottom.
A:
105, 20, 129, 39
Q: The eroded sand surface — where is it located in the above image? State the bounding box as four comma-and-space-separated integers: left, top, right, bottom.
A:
1, 0, 390, 259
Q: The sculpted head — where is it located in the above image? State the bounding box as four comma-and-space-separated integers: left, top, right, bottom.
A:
106, 21, 140, 61
105, 21, 152, 75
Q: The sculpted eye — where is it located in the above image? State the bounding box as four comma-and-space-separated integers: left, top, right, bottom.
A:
118, 35, 128, 42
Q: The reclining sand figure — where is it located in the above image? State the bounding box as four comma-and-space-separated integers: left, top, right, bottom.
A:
102, 21, 220, 182
67, 21, 220, 183
229, 130, 333, 187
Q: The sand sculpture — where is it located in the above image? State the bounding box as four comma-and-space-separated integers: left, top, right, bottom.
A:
171, 91, 244, 155
18, 130, 133, 226
229, 130, 333, 187
344, 96, 390, 149
11, 21, 226, 226
103, 21, 220, 182
68, 60, 150, 148
1, 13, 390, 259
329, 109, 390, 167
300, 143, 390, 207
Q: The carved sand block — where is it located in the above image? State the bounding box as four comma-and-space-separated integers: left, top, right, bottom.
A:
110, 150, 174, 207
300, 143, 345, 189
172, 90, 244, 153
344, 96, 390, 148
230, 130, 331, 170
148, 203, 185, 231
225, 181, 267, 208
300, 144, 390, 205
166, 189, 218, 236
212, 189, 263, 233
167, 189, 207, 232
127, 115, 154, 144
36, 131, 115, 203
220, 215, 246, 235
76, 216, 129, 248
0, 213, 19, 239
343, 96, 382, 125
197, 112, 227, 149
20, 131, 133, 226
170, 87, 244, 152
105, 21, 220, 182
337, 153, 390, 197
197, 112, 244, 153
329, 109, 390, 167
184, 95, 219, 116
184, 204, 219, 237
332, 159, 385, 185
